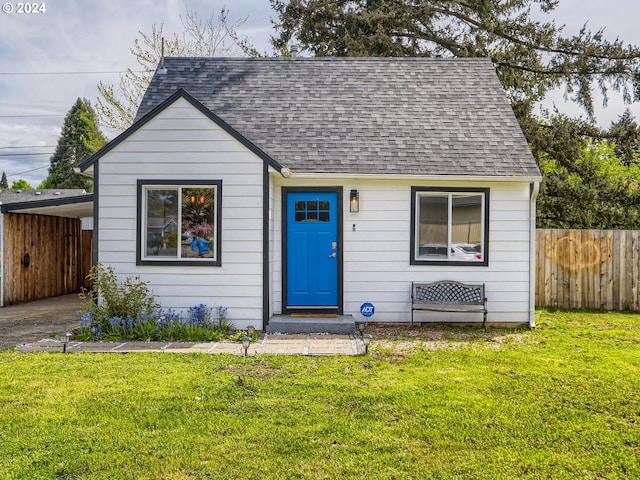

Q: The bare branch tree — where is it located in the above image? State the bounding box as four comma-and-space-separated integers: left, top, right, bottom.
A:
96, 7, 256, 133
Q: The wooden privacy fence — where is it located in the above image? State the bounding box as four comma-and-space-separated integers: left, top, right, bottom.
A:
536, 229, 640, 311
3, 213, 93, 305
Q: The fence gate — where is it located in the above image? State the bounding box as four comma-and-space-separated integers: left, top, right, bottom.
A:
3, 213, 91, 305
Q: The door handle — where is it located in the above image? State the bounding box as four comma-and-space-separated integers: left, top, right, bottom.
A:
329, 253, 337, 258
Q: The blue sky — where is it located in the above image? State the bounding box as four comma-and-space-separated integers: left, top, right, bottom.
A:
0, 0, 638, 187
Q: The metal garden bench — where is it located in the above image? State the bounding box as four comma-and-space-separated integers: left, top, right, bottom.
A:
411, 281, 488, 331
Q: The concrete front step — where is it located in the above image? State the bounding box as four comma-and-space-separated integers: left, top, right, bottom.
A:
266, 315, 355, 334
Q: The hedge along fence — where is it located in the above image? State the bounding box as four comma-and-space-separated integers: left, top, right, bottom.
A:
536, 229, 640, 311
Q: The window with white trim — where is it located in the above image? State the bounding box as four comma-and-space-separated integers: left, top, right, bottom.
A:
137, 180, 221, 265
411, 187, 489, 265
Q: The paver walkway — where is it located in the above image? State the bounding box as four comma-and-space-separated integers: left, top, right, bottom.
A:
16, 333, 364, 356
4, 294, 365, 356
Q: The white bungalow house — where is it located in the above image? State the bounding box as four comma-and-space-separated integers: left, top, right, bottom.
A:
79, 57, 542, 331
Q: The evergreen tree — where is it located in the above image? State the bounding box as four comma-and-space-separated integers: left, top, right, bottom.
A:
271, 0, 640, 121
538, 140, 640, 229
0, 172, 8, 189
42, 98, 107, 191
607, 109, 640, 166
271, 0, 640, 228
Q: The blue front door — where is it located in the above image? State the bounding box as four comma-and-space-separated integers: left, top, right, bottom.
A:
286, 191, 339, 308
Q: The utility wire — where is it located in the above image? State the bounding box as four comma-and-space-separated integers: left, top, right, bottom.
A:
0, 143, 69, 150
0, 114, 63, 118
0, 144, 87, 156
5, 165, 49, 176
0, 145, 82, 149
0, 153, 52, 157
0, 70, 148, 76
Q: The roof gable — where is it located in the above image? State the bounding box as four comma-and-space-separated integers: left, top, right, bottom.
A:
79, 88, 281, 174
136, 57, 540, 179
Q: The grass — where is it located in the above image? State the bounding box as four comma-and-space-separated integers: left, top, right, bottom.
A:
0, 310, 639, 479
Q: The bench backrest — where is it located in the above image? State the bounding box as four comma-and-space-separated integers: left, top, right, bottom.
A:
413, 281, 485, 305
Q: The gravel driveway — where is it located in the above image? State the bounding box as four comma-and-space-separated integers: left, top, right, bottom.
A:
0, 294, 83, 351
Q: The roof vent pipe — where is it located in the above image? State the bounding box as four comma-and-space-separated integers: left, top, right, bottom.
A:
157, 37, 168, 75
291, 45, 299, 58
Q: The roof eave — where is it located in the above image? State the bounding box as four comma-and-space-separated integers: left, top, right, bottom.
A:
0, 194, 94, 217
273, 171, 543, 183
79, 88, 283, 174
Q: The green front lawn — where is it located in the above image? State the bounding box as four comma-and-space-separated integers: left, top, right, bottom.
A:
0, 310, 638, 479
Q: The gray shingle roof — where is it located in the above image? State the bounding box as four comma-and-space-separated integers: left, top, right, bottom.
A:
137, 57, 540, 178
0, 189, 87, 204
0, 189, 92, 217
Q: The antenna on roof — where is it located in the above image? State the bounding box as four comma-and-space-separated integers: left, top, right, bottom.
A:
157, 37, 168, 75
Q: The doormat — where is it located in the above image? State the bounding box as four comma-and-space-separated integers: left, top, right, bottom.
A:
290, 313, 338, 318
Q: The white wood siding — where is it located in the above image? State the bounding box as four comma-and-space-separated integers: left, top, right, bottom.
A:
97, 98, 264, 328
96, 95, 534, 328
271, 178, 534, 325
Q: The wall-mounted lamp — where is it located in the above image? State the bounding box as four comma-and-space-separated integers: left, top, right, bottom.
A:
350, 189, 359, 213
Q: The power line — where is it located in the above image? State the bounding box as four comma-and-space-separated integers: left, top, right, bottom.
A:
5, 164, 49, 177
0, 144, 84, 154
5, 160, 89, 178
0, 145, 67, 149
0, 70, 148, 76
0, 114, 63, 118
0, 153, 52, 157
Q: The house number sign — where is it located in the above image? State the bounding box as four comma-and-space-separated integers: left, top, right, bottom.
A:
360, 302, 375, 318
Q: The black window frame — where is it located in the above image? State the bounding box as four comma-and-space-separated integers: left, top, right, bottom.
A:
410, 186, 489, 267
136, 179, 222, 266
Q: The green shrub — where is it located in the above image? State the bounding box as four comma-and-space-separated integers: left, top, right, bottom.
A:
79, 263, 159, 334
77, 264, 236, 341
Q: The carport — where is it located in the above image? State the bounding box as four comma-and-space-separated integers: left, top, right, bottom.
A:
0, 190, 93, 306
